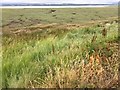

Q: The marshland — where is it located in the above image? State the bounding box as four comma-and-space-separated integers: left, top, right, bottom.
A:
1, 6, 119, 88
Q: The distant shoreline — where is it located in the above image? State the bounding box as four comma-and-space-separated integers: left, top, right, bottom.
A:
0, 5, 112, 8
0, 3, 117, 8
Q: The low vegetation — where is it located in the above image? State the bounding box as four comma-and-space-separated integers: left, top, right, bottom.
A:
1, 7, 119, 88
2, 7, 118, 28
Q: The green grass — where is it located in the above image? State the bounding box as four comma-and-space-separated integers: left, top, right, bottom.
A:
2, 19, 118, 88
1, 7, 118, 28
1, 7, 119, 88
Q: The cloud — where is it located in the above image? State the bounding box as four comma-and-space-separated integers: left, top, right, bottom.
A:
2, 0, 119, 4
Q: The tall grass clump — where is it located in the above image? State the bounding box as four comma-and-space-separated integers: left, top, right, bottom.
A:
2, 21, 118, 88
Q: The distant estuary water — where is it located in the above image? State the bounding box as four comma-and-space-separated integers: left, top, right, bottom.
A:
0, 5, 110, 8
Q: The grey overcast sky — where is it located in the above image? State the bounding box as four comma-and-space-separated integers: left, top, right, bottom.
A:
2, 0, 119, 4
